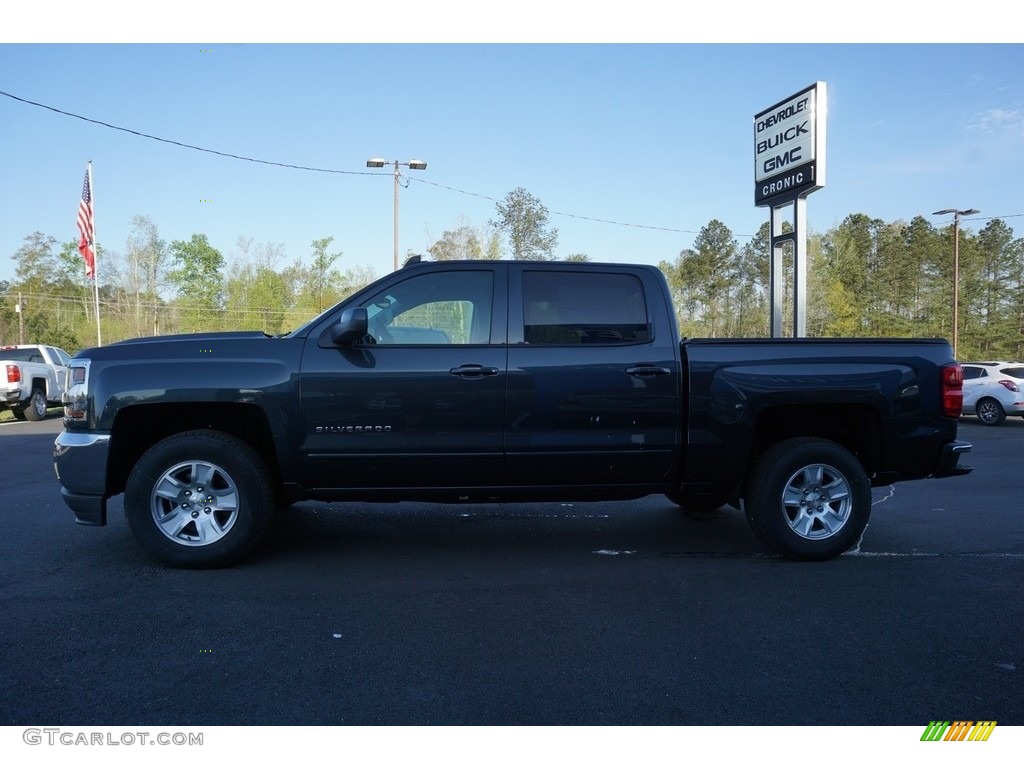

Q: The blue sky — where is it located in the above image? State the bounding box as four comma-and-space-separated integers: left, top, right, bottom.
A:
2, 10, 1022, 288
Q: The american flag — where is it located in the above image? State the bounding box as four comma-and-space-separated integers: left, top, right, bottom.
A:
76, 166, 95, 280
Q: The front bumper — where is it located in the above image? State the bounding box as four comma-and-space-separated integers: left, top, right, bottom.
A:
932, 439, 973, 478
53, 430, 111, 526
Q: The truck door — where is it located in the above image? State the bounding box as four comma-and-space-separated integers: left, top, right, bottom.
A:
46, 346, 71, 399
299, 266, 507, 490
505, 266, 681, 486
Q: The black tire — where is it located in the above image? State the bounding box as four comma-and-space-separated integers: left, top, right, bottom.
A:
23, 388, 48, 421
124, 430, 274, 568
744, 437, 870, 561
975, 398, 1005, 426
10, 406, 27, 421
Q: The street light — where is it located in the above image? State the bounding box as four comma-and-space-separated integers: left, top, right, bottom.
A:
932, 207, 980, 359
366, 158, 428, 271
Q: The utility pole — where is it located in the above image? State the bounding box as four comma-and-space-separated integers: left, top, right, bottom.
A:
933, 207, 980, 359
16, 292, 25, 344
366, 158, 428, 271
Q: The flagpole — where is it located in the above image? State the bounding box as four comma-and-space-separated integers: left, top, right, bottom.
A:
87, 161, 102, 346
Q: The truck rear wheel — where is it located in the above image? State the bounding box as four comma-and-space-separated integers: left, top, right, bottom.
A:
24, 388, 48, 421
745, 437, 870, 561
124, 430, 274, 568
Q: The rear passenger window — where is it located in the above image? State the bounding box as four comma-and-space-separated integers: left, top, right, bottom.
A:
522, 271, 650, 345
962, 367, 984, 380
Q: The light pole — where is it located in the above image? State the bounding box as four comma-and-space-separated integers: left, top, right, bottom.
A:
366, 158, 428, 271
932, 207, 980, 359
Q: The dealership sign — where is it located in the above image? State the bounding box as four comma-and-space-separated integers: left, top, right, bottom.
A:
754, 82, 826, 206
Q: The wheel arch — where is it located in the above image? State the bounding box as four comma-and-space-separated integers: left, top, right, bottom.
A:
107, 403, 282, 497
749, 403, 880, 480
677, 402, 882, 508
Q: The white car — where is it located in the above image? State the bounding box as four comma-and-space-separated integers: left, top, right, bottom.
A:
961, 362, 1024, 426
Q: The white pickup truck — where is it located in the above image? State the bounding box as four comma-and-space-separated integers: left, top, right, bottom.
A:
1, 344, 72, 421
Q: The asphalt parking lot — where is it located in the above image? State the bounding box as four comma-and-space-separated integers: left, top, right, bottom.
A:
0, 416, 1021, 727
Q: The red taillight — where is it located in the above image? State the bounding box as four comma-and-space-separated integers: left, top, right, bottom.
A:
5, 364, 19, 384
942, 363, 964, 418
998, 379, 1020, 393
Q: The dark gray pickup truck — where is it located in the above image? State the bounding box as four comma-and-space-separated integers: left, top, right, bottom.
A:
54, 260, 971, 567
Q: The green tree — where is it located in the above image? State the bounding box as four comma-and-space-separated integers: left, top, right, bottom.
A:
1006, 236, 1024, 360
339, 264, 378, 298
0, 280, 14, 343
964, 219, 1017, 358
678, 220, 737, 337
224, 239, 292, 333
167, 233, 226, 332
249, 266, 290, 334
483, 228, 503, 260
841, 218, 878, 329
920, 218, 957, 343
305, 236, 343, 314
7, 232, 82, 348
819, 274, 861, 337
731, 222, 771, 337
12, 231, 60, 288
429, 225, 485, 261
659, 249, 697, 335
54, 239, 94, 346
490, 188, 558, 261
819, 214, 877, 334
901, 215, 942, 331
122, 215, 168, 337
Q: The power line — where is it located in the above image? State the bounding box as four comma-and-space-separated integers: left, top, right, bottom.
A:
411, 178, 708, 236
3, 89, 1022, 242
0, 90, 375, 176
0, 89, 727, 238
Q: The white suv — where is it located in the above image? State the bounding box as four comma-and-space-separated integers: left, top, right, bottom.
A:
961, 362, 1024, 425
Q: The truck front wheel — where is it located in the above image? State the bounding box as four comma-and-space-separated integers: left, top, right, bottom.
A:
124, 430, 274, 568
744, 438, 870, 561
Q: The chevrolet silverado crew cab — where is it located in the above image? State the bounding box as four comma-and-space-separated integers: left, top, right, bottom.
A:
53, 260, 972, 567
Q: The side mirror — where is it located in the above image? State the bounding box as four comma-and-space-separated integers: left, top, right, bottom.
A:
328, 307, 368, 347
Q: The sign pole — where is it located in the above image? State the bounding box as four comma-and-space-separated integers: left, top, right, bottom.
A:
754, 82, 826, 338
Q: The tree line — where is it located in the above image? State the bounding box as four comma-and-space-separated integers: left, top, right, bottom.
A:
2, 187, 1021, 362
0, 218, 377, 351
660, 213, 1024, 361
